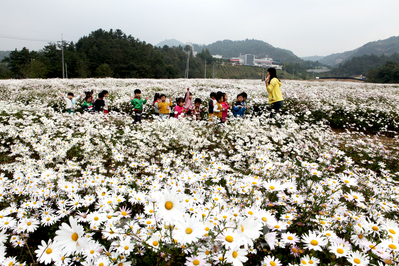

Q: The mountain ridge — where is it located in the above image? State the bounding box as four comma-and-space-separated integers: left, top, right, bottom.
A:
320, 36, 399, 66
155, 39, 185, 47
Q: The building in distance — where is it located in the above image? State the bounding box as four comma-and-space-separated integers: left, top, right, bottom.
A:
229, 54, 282, 69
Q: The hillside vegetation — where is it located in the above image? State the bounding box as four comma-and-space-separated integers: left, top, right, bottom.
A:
0, 29, 217, 79
320, 36, 399, 67
195, 39, 301, 63
329, 53, 399, 76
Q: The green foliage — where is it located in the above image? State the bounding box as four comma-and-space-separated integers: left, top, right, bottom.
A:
0, 29, 211, 79
1, 47, 37, 78
22, 60, 48, 78
195, 39, 301, 63
367, 60, 399, 83
95, 63, 113, 78
320, 36, 399, 67
330, 53, 399, 77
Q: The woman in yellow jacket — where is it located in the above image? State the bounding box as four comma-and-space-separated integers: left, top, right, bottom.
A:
265, 68, 284, 128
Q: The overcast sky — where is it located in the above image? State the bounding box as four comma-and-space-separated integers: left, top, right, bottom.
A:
1, 0, 398, 57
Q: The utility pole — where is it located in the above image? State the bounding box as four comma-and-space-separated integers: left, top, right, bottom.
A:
184, 45, 190, 79
293, 66, 295, 80
65, 63, 68, 79
204, 59, 206, 79
262, 67, 265, 81
61, 34, 65, 79
58, 34, 70, 79
213, 63, 216, 78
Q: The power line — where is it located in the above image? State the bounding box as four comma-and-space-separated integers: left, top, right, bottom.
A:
0, 34, 54, 43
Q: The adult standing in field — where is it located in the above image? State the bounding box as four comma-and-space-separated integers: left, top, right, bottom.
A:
265, 68, 284, 128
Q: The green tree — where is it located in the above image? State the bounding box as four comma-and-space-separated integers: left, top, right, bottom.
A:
1, 47, 36, 78
367, 61, 399, 83
22, 60, 48, 78
95, 63, 113, 78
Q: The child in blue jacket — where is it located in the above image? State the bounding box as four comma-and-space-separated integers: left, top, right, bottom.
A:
233, 93, 246, 117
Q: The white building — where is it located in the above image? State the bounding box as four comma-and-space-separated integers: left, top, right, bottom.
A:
230, 54, 282, 69
212, 55, 223, 59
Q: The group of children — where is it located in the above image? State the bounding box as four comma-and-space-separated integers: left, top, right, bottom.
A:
149, 88, 249, 124
208, 91, 249, 123
60, 90, 109, 114
152, 88, 207, 121
61, 88, 250, 124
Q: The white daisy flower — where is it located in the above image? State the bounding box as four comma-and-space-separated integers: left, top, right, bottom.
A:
54, 216, 88, 255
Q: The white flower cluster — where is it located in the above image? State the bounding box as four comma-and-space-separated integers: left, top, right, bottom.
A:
0, 80, 398, 266
0, 78, 398, 132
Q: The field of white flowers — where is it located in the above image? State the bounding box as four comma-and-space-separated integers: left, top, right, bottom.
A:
0, 79, 398, 266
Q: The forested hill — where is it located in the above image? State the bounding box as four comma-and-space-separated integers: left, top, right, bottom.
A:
320, 36, 399, 67
1, 29, 216, 79
194, 39, 302, 63
329, 53, 399, 76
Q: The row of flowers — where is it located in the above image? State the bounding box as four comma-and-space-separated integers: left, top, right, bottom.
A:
0, 101, 398, 265
0, 78, 398, 133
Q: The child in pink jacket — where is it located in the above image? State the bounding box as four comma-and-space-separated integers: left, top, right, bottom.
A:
221, 93, 231, 122
184, 88, 194, 117
174, 98, 186, 118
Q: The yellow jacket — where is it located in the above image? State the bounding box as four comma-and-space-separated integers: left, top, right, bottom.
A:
266, 78, 283, 104
213, 102, 223, 118
158, 102, 172, 114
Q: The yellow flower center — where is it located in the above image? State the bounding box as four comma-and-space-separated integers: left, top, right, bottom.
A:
309, 260, 314, 264
46, 248, 52, 254
232, 251, 238, 258
193, 260, 200, 265
301, 261, 307, 265
337, 248, 344, 254
389, 229, 396, 234
287, 236, 293, 240
99, 263, 104, 266
354, 258, 361, 264
270, 262, 276, 266
90, 250, 95, 254
310, 240, 318, 246
262, 217, 267, 222
71, 233, 78, 241
186, 228, 193, 234
225, 235, 234, 243
94, 217, 99, 221
241, 225, 244, 232
270, 186, 275, 190
27, 222, 31, 226
165, 201, 173, 210
124, 246, 129, 250
388, 244, 397, 249
121, 211, 127, 216
153, 241, 158, 246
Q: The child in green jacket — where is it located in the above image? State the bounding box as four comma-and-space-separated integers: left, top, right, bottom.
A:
82, 95, 94, 113
130, 89, 148, 123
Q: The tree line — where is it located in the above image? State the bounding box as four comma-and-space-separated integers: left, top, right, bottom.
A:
328, 53, 399, 83
0, 29, 216, 79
